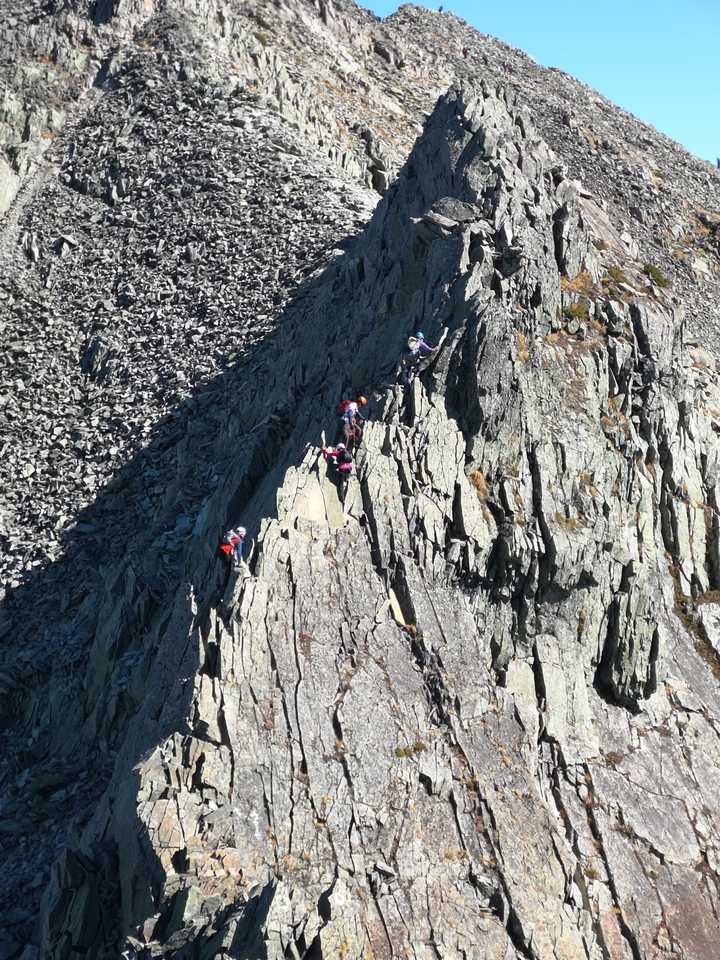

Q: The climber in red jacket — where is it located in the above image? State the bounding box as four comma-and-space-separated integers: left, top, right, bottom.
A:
219, 527, 246, 570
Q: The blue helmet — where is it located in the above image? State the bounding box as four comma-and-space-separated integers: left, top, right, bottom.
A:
415, 331, 425, 339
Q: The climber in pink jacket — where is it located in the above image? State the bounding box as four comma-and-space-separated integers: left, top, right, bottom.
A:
322, 443, 353, 497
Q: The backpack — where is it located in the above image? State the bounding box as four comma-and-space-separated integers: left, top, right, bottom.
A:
336, 399, 353, 416
407, 336, 420, 351
337, 448, 353, 466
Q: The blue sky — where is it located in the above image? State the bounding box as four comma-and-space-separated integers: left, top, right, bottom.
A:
366, 1, 719, 164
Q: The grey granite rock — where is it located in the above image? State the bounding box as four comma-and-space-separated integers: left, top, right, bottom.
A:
0, 2, 719, 959
25, 80, 720, 959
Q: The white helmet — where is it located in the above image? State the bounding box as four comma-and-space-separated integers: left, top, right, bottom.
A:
235, 526, 247, 538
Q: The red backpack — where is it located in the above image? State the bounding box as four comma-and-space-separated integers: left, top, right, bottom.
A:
336, 399, 353, 416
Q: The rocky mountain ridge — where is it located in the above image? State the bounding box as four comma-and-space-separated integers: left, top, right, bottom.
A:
2, 0, 719, 589
1, 2, 720, 958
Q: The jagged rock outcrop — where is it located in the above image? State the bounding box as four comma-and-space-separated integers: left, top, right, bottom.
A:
31, 82, 720, 959
1, 2, 720, 959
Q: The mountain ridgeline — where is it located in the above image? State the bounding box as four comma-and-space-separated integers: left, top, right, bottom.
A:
1, 2, 720, 958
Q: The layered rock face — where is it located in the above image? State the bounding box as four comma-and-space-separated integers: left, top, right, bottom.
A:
37, 84, 720, 960
1, 2, 720, 959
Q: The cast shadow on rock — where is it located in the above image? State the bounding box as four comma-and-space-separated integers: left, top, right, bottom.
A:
4, 158, 436, 948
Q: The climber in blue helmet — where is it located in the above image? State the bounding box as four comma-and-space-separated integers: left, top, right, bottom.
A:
411, 332, 436, 356
400, 331, 438, 385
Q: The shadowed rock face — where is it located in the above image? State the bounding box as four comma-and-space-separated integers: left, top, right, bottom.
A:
1, 3, 720, 960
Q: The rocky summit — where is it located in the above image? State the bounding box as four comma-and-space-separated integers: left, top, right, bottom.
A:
1, 1, 720, 958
